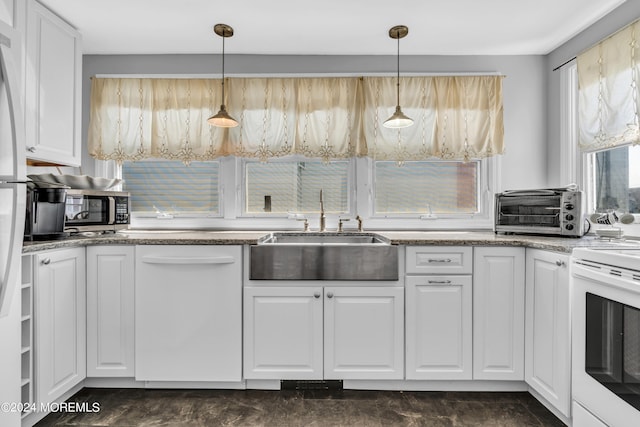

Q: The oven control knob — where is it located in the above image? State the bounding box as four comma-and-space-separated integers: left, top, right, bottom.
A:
565, 224, 574, 230
565, 203, 574, 210
565, 214, 574, 221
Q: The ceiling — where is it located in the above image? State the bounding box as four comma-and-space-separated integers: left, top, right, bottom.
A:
40, 0, 627, 56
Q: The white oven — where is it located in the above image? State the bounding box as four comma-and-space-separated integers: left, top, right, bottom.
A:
572, 247, 640, 427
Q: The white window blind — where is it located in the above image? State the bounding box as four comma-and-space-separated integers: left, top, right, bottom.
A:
374, 161, 478, 215
244, 160, 349, 214
122, 161, 220, 214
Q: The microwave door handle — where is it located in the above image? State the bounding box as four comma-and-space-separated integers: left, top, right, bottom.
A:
108, 197, 115, 224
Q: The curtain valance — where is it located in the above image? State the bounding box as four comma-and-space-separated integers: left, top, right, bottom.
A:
577, 18, 640, 152
362, 76, 503, 162
88, 75, 504, 164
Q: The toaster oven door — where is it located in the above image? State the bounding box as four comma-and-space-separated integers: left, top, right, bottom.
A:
496, 195, 562, 229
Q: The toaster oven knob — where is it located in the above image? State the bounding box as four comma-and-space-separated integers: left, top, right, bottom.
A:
565, 223, 574, 230
565, 203, 574, 210
565, 214, 574, 221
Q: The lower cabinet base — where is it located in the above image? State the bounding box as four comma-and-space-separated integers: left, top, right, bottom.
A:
73, 378, 534, 393
21, 383, 84, 427
249, 379, 530, 392
528, 386, 571, 426
84, 377, 246, 390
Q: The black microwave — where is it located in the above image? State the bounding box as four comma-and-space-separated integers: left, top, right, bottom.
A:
64, 189, 130, 233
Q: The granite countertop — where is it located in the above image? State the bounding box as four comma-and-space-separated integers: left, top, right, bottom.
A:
22, 229, 640, 254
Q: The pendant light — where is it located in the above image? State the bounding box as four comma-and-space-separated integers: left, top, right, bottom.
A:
208, 23, 238, 128
383, 25, 413, 129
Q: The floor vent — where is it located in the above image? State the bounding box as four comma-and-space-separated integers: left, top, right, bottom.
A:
280, 380, 343, 391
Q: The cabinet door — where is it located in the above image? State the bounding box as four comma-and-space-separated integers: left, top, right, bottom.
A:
35, 247, 86, 406
87, 246, 134, 377
525, 249, 570, 417
244, 286, 323, 380
135, 245, 242, 382
406, 276, 472, 380
324, 286, 404, 380
473, 247, 525, 380
25, 0, 81, 166
0, 0, 24, 30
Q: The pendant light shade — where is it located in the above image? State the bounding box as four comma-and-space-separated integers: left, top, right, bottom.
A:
208, 23, 238, 128
383, 25, 413, 129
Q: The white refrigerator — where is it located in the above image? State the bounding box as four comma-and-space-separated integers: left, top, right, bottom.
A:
0, 20, 26, 427
0, 26, 26, 318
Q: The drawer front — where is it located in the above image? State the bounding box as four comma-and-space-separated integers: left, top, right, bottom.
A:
406, 246, 473, 274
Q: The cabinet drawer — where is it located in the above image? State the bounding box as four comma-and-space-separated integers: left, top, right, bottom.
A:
406, 246, 473, 274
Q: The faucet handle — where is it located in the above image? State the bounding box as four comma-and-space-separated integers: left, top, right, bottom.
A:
295, 217, 309, 232
338, 218, 350, 233
356, 215, 363, 232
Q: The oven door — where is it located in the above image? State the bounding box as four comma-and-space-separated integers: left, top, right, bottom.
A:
572, 262, 640, 426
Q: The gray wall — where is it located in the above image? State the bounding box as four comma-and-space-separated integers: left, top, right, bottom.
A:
546, 0, 640, 186
82, 54, 547, 191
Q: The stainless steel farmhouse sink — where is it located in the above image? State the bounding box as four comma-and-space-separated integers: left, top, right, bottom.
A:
250, 232, 399, 281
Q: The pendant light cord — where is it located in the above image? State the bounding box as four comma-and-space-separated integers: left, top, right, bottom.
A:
221, 31, 226, 104
396, 30, 400, 107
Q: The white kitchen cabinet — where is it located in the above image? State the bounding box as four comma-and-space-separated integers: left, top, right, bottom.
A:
525, 249, 571, 417
25, 0, 81, 166
244, 286, 324, 380
405, 275, 472, 380
244, 285, 404, 380
405, 246, 473, 380
0, 0, 24, 31
135, 245, 242, 382
86, 246, 135, 377
34, 247, 86, 407
473, 247, 525, 380
324, 286, 404, 380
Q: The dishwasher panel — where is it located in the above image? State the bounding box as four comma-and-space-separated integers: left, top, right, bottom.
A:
135, 245, 242, 382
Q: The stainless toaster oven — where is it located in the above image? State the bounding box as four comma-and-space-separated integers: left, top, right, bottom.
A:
494, 188, 585, 237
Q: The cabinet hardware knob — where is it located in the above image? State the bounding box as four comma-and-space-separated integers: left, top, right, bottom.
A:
326, 292, 334, 299
41, 258, 50, 265
26, 146, 36, 152
556, 260, 565, 267
314, 292, 321, 299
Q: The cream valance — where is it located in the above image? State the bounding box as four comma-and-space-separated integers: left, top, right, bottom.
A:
89, 75, 504, 164
362, 76, 503, 162
577, 18, 640, 152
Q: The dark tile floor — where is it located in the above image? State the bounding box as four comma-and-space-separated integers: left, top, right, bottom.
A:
36, 388, 566, 427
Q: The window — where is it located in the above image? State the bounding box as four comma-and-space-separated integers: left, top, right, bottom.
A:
112, 156, 494, 227
122, 160, 220, 216
374, 161, 479, 215
244, 160, 350, 215
593, 145, 640, 213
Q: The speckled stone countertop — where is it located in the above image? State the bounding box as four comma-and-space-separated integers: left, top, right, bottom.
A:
22, 229, 639, 254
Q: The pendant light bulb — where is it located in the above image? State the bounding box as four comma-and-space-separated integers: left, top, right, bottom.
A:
208, 23, 238, 128
383, 25, 413, 129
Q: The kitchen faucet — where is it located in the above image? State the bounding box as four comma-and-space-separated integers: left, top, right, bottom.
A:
319, 189, 326, 232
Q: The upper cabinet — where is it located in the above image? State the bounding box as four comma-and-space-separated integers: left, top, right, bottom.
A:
0, 0, 24, 31
25, 0, 81, 166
